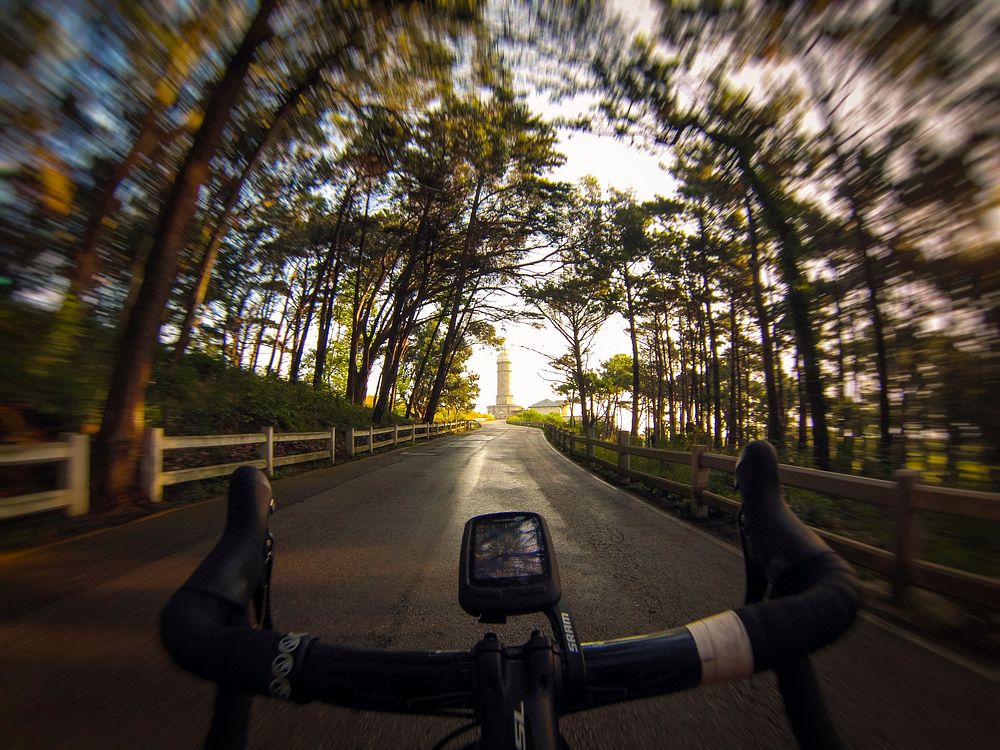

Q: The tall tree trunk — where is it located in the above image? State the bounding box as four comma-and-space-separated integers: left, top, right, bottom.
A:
311, 187, 354, 387
651, 320, 665, 445
679, 321, 688, 434
290, 182, 355, 382
345, 183, 373, 401
696, 303, 707, 435
736, 154, 830, 468
623, 270, 642, 439
92, 0, 277, 509
406, 311, 447, 419
774, 321, 787, 439
728, 298, 739, 449
851, 203, 892, 466
665, 322, 676, 439
312, 253, 343, 388
249, 269, 280, 370
571, 333, 591, 432
704, 279, 721, 449
266, 260, 299, 374
277, 266, 311, 376
172, 58, 335, 362
249, 296, 274, 372
796, 353, 808, 453
806, 65, 891, 468
742, 343, 752, 443
423, 177, 483, 423
745, 191, 782, 447
372, 198, 432, 421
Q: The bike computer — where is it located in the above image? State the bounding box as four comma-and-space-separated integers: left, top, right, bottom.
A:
459, 511, 561, 619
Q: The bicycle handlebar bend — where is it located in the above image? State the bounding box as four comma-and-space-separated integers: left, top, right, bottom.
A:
160, 441, 860, 734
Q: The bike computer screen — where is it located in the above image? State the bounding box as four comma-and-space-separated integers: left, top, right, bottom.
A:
459, 511, 561, 618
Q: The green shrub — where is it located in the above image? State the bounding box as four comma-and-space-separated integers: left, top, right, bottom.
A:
508, 409, 564, 427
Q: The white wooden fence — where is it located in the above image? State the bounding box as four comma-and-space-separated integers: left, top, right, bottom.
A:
0, 434, 89, 519
2, 421, 476, 518
343, 421, 467, 457
525, 422, 1000, 610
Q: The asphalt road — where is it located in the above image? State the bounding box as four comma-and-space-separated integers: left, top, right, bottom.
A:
1, 421, 996, 749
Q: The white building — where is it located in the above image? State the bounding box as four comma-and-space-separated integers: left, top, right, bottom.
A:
527, 399, 567, 417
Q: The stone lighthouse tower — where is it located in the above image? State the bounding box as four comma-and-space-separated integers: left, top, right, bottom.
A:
488, 348, 522, 419
496, 349, 513, 408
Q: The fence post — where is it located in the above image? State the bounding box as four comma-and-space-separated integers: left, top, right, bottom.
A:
260, 426, 274, 477
345, 427, 355, 458
393, 424, 399, 446
891, 469, 921, 604
59, 433, 89, 517
690, 445, 709, 518
411, 424, 417, 443
617, 431, 630, 485
585, 426, 595, 464
142, 427, 164, 503
368, 426, 374, 454
328, 426, 336, 465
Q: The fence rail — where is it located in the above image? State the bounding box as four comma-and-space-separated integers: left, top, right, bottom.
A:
2, 421, 476, 521
143, 421, 471, 501
0, 435, 89, 519
524, 422, 1000, 610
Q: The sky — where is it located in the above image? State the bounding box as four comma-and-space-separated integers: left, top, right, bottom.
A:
467, 1, 668, 415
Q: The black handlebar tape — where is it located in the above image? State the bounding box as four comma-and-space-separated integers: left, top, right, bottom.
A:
734, 552, 859, 672
162, 590, 316, 698
294, 641, 476, 713
576, 628, 702, 709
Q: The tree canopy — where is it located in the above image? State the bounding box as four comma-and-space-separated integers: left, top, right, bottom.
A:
2, 0, 996, 509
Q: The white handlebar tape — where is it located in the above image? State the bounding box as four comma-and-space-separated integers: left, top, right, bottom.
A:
685, 610, 755, 685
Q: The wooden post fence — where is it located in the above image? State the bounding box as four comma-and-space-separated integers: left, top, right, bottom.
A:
617, 431, 630, 484
892, 469, 921, 604
262, 426, 274, 477
690, 444, 708, 518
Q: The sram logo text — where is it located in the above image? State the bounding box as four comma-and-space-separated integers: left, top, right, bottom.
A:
514, 700, 526, 749
561, 612, 578, 653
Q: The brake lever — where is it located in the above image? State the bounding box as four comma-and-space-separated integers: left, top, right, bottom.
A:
738, 510, 769, 605
252, 531, 275, 630
252, 497, 277, 630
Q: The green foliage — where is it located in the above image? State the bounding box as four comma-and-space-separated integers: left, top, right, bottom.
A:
0, 300, 380, 441
508, 409, 564, 427
0, 301, 113, 436
148, 353, 375, 435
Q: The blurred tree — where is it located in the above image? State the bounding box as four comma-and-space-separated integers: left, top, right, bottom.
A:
94, 0, 279, 507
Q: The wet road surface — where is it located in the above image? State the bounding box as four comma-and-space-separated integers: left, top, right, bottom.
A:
1, 421, 996, 748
